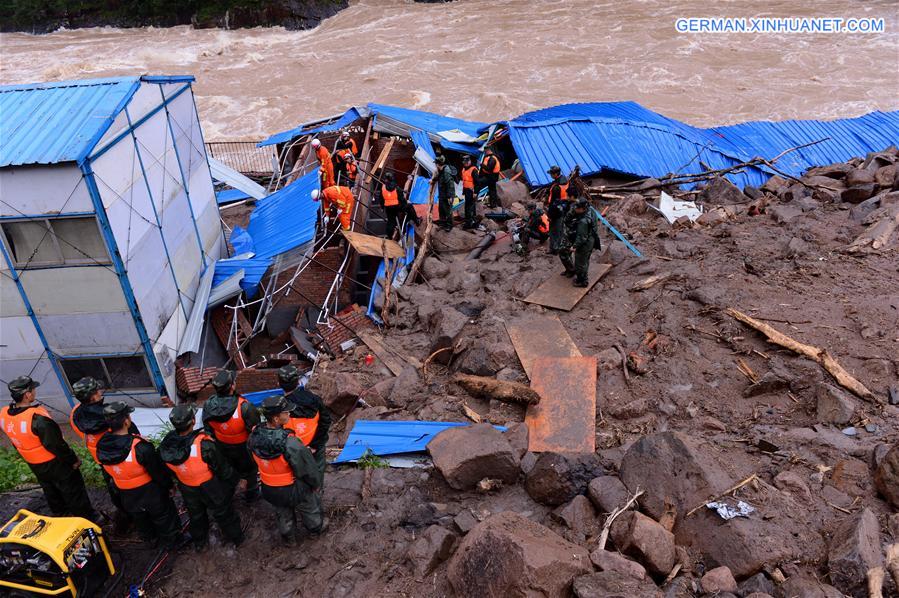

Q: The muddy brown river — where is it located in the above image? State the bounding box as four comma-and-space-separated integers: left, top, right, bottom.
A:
1, 0, 897, 139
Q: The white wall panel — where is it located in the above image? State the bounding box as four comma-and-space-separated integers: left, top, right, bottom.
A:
121, 83, 166, 129
0, 357, 69, 413
0, 315, 44, 359
127, 228, 180, 339
39, 312, 140, 355
19, 267, 127, 315
154, 303, 185, 400
0, 269, 28, 317
0, 165, 93, 216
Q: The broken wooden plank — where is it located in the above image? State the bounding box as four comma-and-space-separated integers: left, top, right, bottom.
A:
629, 272, 675, 292
365, 137, 396, 184
505, 315, 582, 379
453, 374, 541, 405
522, 263, 612, 311
526, 356, 597, 453
356, 330, 422, 376
726, 308, 877, 402
342, 230, 405, 259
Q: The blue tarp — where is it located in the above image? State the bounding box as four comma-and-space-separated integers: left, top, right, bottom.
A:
332, 420, 506, 464
258, 107, 363, 147
216, 188, 251, 205
242, 388, 284, 406
408, 175, 432, 204
367, 226, 416, 322
496, 102, 899, 189
211, 257, 271, 294
410, 128, 436, 159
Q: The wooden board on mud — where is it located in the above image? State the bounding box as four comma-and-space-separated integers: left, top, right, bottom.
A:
342, 230, 405, 259
505, 315, 582, 379
522, 263, 612, 311
526, 356, 597, 454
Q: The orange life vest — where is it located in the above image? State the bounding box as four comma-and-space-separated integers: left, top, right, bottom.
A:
165, 434, 214, 487
1, 405, 55, 465
550, 179, 569, 203
103, 437, 153, 490
287, 411, 320, 447
208, 396, 251, 445
461, 166, 477, 190
346, 161, 357, 182
538, 213, 550, 234
481, 155, 500, 175
315, 145, 331, 166
253, 453, 295, 487
69, 404, 106, 463
381, 186, 399, 207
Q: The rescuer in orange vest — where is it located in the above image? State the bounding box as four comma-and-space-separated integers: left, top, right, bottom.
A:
546, 164, 571, 254
333, 131, 358, 185
97, 401, 183, 547
1, 375, 96, 520
70, 376, 140, 528
344, 152, 358, 188
277, 365, 331, 487
159, 404, 244, 551
312, 185, 355, 231
378, 171, 419, 238
311, 138, 335, 188
202, 370, 261, 502
479, 147, 502, 208
519, 203, 551, 254
248, 395, 327, 545
460, 155, 479, 229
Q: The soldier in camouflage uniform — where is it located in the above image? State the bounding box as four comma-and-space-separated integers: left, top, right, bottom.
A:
559, 198, 599, 287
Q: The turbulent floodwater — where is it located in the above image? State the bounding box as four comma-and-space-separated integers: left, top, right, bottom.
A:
1, 0, 897, 140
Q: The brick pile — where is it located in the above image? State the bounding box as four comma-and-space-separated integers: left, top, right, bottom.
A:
315, 304, 375, 354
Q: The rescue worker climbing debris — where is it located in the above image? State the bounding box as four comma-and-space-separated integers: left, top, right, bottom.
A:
202, 370, 261, 502
333, 131, 357, 186
546, 165, 570, 254
1, 376, 96, 520
311, 138, 335, 188
344, 152, 358, 188
159, 404, 244, 552
278, 365, 331, 487
559, 198, 600, 287
520, 203, 550, 253
312, 185, 355, 231
433, 155, 457, 231
378, 172, 418, 238
460, 155, 478, 229
98, 401, 184, 548
248, 395, 327, 545
479, 147, 501, 208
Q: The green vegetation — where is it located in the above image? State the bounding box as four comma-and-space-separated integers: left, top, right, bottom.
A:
356, 450, 389, 470
0, 443, 105, 492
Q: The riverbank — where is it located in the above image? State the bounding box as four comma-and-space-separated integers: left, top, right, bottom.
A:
0, 0, 348, 34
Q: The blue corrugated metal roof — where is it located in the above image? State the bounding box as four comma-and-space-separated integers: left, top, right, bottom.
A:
258, 107, 364, 147
0, 75, 195, 168
498, 102, 899, 188
408, 175, 431, 204
367, 103, 486, 139
216, 188, 251, 205
410, 128, 436, 159
332, 420, 506, 463
212, 257, 271, 295
242, 169, 319, 260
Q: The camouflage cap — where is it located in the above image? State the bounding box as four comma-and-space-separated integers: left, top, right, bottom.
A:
435, 155, 446, 165
277, 364, 300, 386
260, 395, 289, 417
211, 370, 235, 393
103, 401, 134, 421
7, 376, 39, 399
169, 404, 197, 429
547, 165, 562, 175
575, 198, 590, 208
72, 377, 102, 402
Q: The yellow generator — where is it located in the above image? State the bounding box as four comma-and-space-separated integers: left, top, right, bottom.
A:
0, 510, 115, 597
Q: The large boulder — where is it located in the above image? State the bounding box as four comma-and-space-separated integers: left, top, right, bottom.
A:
845, 168, 877, 186
447, 511, 592, 598
427, 423, 520, 490
496, 179, 531, 208
841, 184, 878, 204
571, 571, 662, 598
874, 444, 899, 508
429, 307, 469, 364
525, 452, 604, 506
552, 495, 600, 537
406, 524, 457, 577
619, 432, 817, 577
609, 511, 676, 575
828, 508, 884, 597
815, 383, 858, 425
319, 372, 364, 415
701, 177, 747, 205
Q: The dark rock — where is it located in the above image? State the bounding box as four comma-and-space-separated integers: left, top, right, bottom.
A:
848, 194, 883, 222
447, 511, 592, 598
739, 572, 776, 597
427, 423, 519, 490
742, 372, 790, 397
454, 510, 478, 534
457, 340, 497, 377
589, 549, 647, 580
609, 398, 649, 419
552, 495, 599, 536
525, 452, 604, 506
429, 307, 469, 364
390, 366, 421, 407
406, 525, 457, 576
875, 164, 897, 188
845, 168, 877, 186
504, 422, 529, 459
400, 498, 437, 528
805, 163, 853, 179
323, 469, 365, 506
587, 476, 632, 514
320, 372, 364, 415
874, 444, 899, 509
776, 575, 847, 598
744, 186, 764, 200
520, 451, 538, 474
802, 175, 846, 190
486, 342, 516, 372
572, 571, 663, 598
768, 204, 803, 223
828, 508, 883, 597
702, 177, 747, 205
422, 257, 450, 280
841, 184, 878, 204
781, 183, 811, 202
610, 511, 676, 575
700, 566, 738, 594
761, 175, 789, 195
812, 186, 842, 203
816, 383, 858, 425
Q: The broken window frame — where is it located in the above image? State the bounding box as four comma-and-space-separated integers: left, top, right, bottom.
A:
0, 216, 110, 269
59, 354, 155, 394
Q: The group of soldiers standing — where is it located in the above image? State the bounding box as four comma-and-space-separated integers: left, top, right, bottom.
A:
1, 364, 331, 552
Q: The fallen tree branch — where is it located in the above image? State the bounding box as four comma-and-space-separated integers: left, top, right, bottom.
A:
629, 272, 675, 292
849, 204, 899, 252
422, 346, 453, 379
596, 488, 644, 551
685, 473, 758, 518
453, 374, 541, 405
726, 308, 877, 402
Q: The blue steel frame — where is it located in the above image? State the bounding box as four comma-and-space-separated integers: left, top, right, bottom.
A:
158, 85, 207, 271
80, 160, 167, 395
123, 105, 188, 321
188, 87, 226, 265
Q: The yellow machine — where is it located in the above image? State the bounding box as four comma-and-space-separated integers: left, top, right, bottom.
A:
0, 510, 115, 597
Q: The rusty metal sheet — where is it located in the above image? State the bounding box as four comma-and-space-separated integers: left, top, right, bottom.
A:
342, 230, 405, 259
522, 263, 611, 311
526, 356, 597, 454
505, 315, 581, 379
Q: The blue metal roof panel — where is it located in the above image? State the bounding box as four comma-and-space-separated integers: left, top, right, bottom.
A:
245, 170, 319, 259
212, 257, 272, 295
367, 103, 486, 138
410, 128, 436, 159
258, 107, 363, 147
0, 76, 141, 167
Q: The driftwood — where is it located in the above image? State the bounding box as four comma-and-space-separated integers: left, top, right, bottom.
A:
596, 488, 644, 551
726, 308, 877, 402
453, 374, 541, 405
407, 181, 436, 283
849, 204, 899, 252
629, 272, 675, 292
685, 473, 758, 518
461, 403, 483, 423
867, 566, 885, 598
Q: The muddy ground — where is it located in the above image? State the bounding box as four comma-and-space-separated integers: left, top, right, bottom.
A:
3, 158, 897, 597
